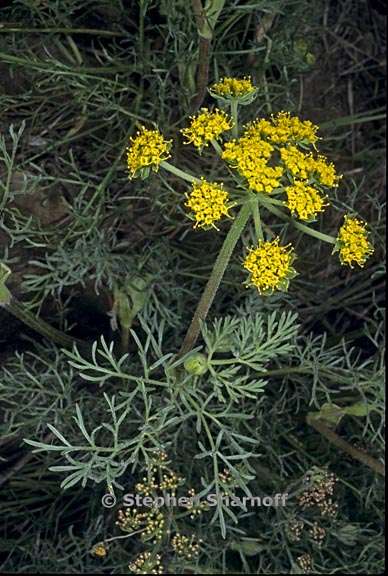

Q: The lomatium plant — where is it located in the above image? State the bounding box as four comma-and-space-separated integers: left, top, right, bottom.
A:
6, 77, 379, 574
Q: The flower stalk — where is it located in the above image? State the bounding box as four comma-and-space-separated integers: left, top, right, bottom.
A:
231, 99, 239, 138
259, 199, 337, 244
250, 193, 264, 240
161, 161, 201, 184
179, 201, 251, 356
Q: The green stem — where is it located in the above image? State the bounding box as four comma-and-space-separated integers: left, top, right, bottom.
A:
231, 99, 239, 138
0, 52, 134, 75
120, 327, 130, 356
3, 297, 86, 351
210, 361, 372, 387
86, 132, 131, 211
138, 0, 147, 69
293, 220, 336, 244
211, 139, 223, 156
0, 136, 17, 215
250, 194, 264, 240
179, 202, 251, 356
103, 530, 144, 545
257, 192, 284, 206
161, 161, 201, 184
259, 199, 336, 245
0, 27, 127, 37
210, 139, 245, 189
191, 0, 212, 111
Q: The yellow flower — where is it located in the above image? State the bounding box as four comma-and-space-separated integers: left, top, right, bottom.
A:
127, 126, 172, 179
244, 238, 296, 294
313, 155, 341, 187
280, 146, 312, 179
285, 180, 328, 221
222, 136, 283, 194
246, 112, 319, 145
244, 118, 273, 140
336, 215, 374, 267
181, 108, 232, 149
210, 76, 256, 98
185, 179, 234, 229
280, 146, 341, 187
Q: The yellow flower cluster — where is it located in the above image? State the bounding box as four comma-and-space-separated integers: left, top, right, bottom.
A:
337, 215, 374, 267
246, 111, 319, 145
128, 552, 163, 575
280, 146, 341, 188
298, 469, 338, 517
244, 238, 295, 294
185, 179, 234, 228
127, 126, 172, 178
160, 471, 183, 493
185, 487, 209, 518
222, 136, 283, 194
181, 108, 232, 149
117, 508, 143, 531
171, 534, 201, 559
135, 476, 159, 496
117, 507, 165, 543
297, 553, 313, 573
211, 76, 256, 98
149, 449, 168, 471
285, 180, 327, 221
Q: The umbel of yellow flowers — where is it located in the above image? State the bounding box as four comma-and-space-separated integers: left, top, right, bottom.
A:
126, 126, 172, 179
336, 215, 374, 267
185, 179, 235, 230
211, 76, 256, 98
286, 180, 328, 221
181, 108, 233, 150
209, 76, 258, 106
126, 77, 374, 295
244, 238, 297, 295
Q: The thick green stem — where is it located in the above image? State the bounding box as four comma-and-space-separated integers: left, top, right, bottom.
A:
120, 326, 130, 356
161, 161, 201, 184
179, 202, 251, 356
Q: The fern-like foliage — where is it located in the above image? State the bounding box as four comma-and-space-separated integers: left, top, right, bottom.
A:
23, 310, 299, 536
